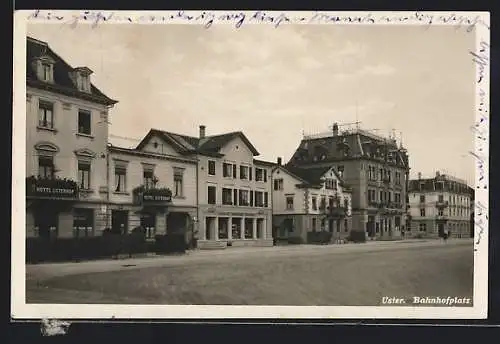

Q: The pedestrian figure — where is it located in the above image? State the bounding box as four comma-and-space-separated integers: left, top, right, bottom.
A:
443, 231, 448, 242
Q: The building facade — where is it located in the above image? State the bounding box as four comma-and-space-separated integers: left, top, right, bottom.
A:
135, 126, 274, 249
408, 172, 473, 238
25, 37, 118, 239
287, 123, 410, 240
106, 145, 198, 245
272, 159, 353, 243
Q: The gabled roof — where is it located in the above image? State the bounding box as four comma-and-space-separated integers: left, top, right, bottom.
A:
136, 128, 260, 157
279, 164, 350, 189
26, 37, 118, 106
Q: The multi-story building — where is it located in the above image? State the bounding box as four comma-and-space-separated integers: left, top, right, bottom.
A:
272, 158, 352, 243
407, 172, 473, 238
287, 123, 410, 240
106, 144, 198, 246
25, 36, 118, 238
135, 125, 275, 249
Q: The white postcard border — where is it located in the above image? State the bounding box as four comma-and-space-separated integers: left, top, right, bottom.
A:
11, 10, 490, 320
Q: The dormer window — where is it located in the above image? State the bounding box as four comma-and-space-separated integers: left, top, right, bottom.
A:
72, 67, 93, 93
33, 55, 55, 83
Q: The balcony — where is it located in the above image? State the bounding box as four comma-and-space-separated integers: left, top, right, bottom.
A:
436, 215, 448, 222
133, 185, 172, 206
319, 199, 346, 218
26, 176, 79, 200
435, 200, 449, 208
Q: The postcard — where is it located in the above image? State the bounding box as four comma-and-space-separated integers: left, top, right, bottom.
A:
12, 10, 489, 320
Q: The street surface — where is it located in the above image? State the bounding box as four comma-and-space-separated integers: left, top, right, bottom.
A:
26, 239, 474, 306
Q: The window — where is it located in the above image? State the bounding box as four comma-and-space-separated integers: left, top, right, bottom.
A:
208, 161, 216, 175
223, 163, 233, 178
38, 156, 54, 179
337, 165, 344, 178
114, 166, 127, 192
420, 208, 426, 217
42, 63, 52, 82
419, 223, 427, 232
438, 209, 444, 216
81, 75, 90, 92
73, 208, 94, 238
239, 189, 250, 206
420, 195, 425, 203
78, 161, 91, 189
78, 109, 91, 135
325, 179, 337, 189
233, 189, 238, 206
395, 172, 402, 185
379, 191, 383, 202
222, 188, 233, 205
255, 168, 266, 182
38, 101, 54, 129
255, 191, 264, 207
286, 196, 294, 210
438, 194, 444, 202
264, 192, 268, 207
143, 170, 154, 189
368, 189, 376, 202
312, 218, 317, 231
239, 165, 249, 180
174, 168, 183, 197
208, 186, 217, 204
312, 196, 317, 210
274, 178, 283, 190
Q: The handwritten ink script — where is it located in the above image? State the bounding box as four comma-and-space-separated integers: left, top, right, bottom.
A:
27, 10, 490, 31
469, 40, 490, 251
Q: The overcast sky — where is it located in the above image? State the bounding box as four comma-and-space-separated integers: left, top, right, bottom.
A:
27, 23, 476, 184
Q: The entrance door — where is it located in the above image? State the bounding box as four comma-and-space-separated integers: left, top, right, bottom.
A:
328, 219, 334, 233
438, 223, 445, 237
140, 212, 156, 239
112, 210, 128, 234
34, 208, 58, 239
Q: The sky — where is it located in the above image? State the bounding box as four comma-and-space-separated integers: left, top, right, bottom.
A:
27, 23, 477, 185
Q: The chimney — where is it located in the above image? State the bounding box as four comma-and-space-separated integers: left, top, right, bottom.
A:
199, 125, 206, 139
436, 171, 440, 177
277, 157, 282, 166
418, 172, 422, 180
332, 123, 339, 136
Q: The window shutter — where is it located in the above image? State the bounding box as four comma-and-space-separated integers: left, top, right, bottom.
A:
234, 189, 238, 206
249, 167, 252, 180
264, 192, 268, 207
233, 165, 237, 178
250, 191, 254, 207
264, 170, 267, 182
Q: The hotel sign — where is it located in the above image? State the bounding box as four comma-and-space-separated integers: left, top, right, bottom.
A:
143, 194, 172, 202
26, 177, 79, 199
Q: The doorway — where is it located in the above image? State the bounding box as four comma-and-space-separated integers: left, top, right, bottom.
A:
140, 212, 156, 239
438, 223, 445, 237
112, 210, 128, 234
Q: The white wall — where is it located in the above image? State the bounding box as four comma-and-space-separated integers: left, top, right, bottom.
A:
272, 167, 306, 214
108, 149, 197, 208
26, 87, 111, 202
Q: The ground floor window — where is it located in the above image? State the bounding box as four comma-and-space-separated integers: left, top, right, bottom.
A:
218, 217, 229, 239
244, 218, 253, 239
34, 208, 58, 238
140, 212, 156, 239
419, 223, 427, 232
73, 208, 94, 238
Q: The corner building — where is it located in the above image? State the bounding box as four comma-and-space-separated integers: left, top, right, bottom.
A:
408, 172, 473, 238
25, 37, 118, 238
287, 123, 410, 240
